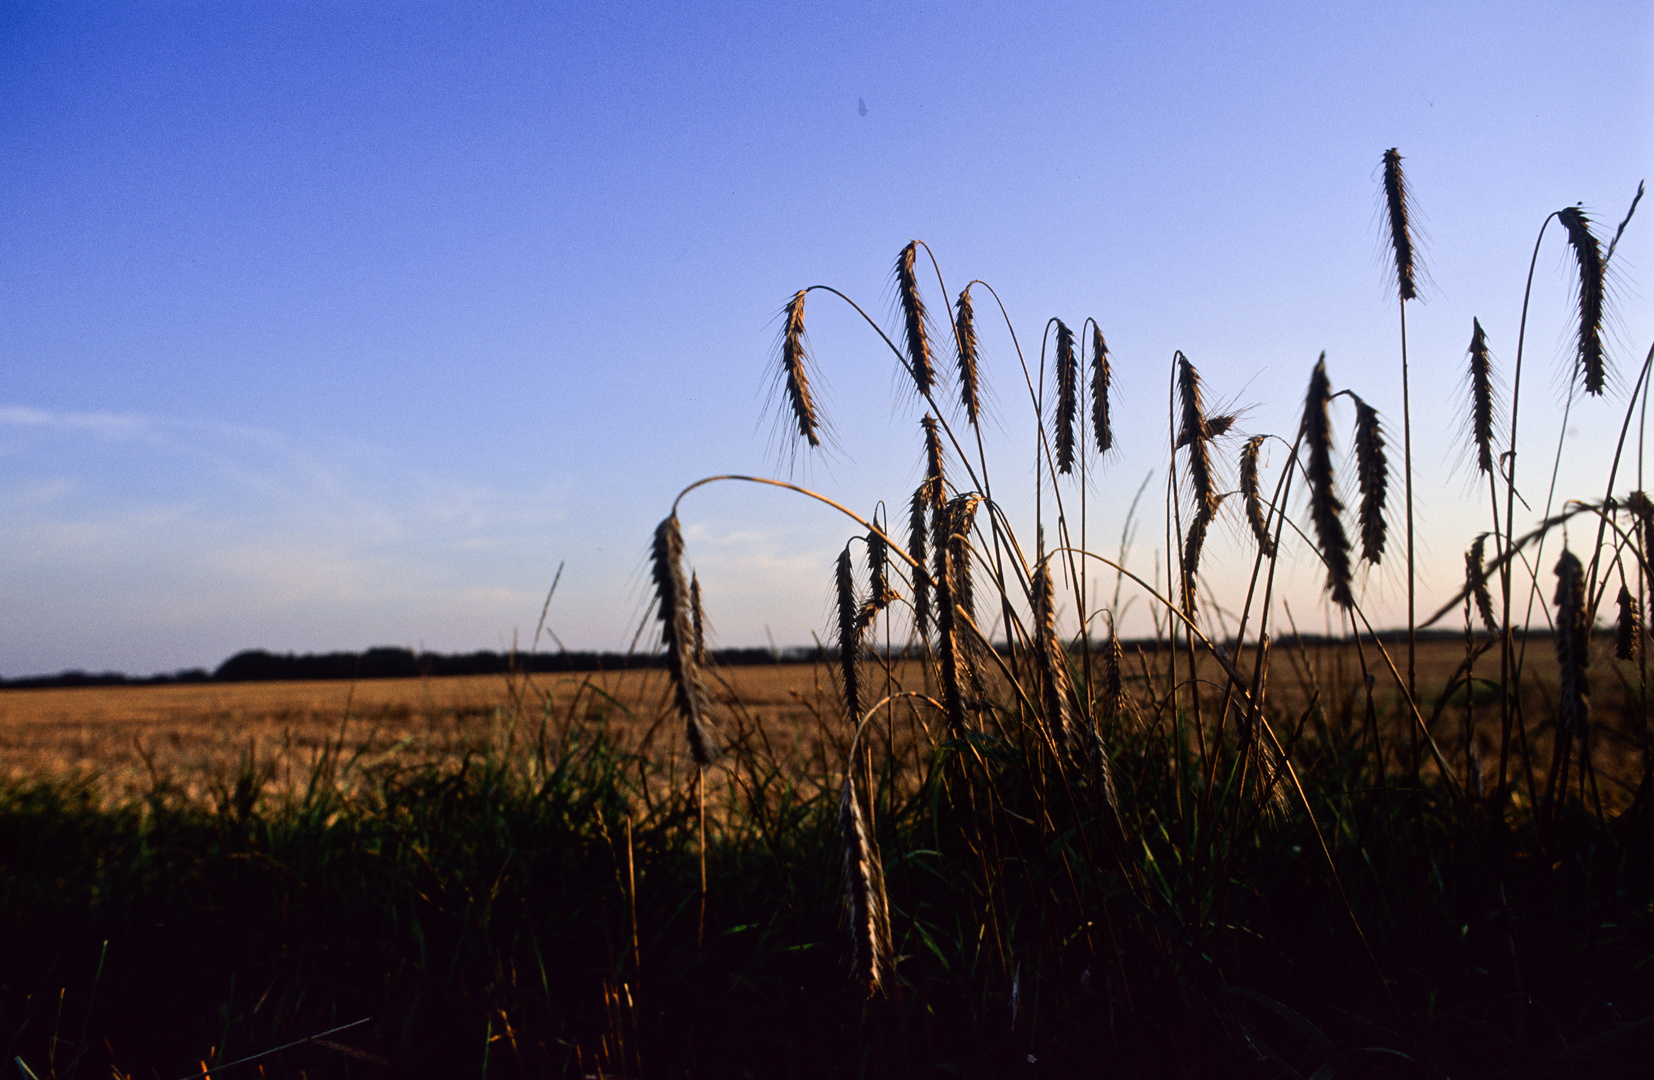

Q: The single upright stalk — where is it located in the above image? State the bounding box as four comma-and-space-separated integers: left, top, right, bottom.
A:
1381, 149, 1421, 777
1400, 299, 1419, 777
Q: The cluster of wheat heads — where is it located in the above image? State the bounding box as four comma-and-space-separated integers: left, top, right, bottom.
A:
644, 161, 1651, 1063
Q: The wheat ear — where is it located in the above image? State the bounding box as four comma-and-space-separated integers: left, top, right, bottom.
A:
1240, 435, 1276, 556
1381, 148, 1418, 301
1090, 326, 1113, 454
1616, 583, 1641, 662
1176, 353, 1216, 512
857, 522, 900, 634
1466, 535, 1497, 634
1054, 319, 1079, 475
1466, 318, 1497, 476
1181, 492, 1227, 622
1303, 355, 1354, 608
955, 286, 981, 426
836, 548, 862, 724
779, 290, 822, 447
931, 488, 967, 739
689, 572, 708, 667
1556, 207, 1607, 396
1034, 560, 1073, 756
908, 484, 931, 644
947, 494, 980, 631
1352, 396, 1388, 565
897, 242, 936, 398
1552, 549, 1591, 737
840, 774, 892, 997
652, 515, 717, 765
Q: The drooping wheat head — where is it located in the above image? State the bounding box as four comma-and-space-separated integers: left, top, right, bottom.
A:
780, 290, 822, 447
1054, 320, 1079, 475
1616, 582, 1640, 662
1557, 207, 1607, 396
1552, 548, 1591, 737
1466, 318, 1497, 476
1352, 396, 1389, 565
1240, 434, 1276, 557
955, 286, 981, 426
1090, 325, 1113, 455
1303, 355, 1354, 608
857, 522, 900, 634
1181, 492, 1227, 622
1466, 534, 1498, 633
1381, 148, 1418, 302
897, 242, 936, 398
1177, 352, 1216, 512
840, 774, 892, 997
651, 515, 717, 765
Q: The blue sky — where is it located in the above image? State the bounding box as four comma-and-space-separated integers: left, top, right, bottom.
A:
2, 1, 1651, 676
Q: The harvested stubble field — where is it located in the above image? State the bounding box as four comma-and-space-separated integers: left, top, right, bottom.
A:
4, 638, 1645, 801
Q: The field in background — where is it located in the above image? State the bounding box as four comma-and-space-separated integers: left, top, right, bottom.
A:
5, 637, 1647, 800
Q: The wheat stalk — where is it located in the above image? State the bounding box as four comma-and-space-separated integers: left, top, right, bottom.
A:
1090, 326, 1113, 454
779, 290, 822, 447
1557, 207, 1607, 396
1303, 355, 1354, 608
955, 286, 981, 426
1240, 435, 1276, 557
1629, 491, 1654, 603
651, 515, 717, 765
1352, 396, 1388, 565
897, 242, 936, 398
1054, 320, 1078, 475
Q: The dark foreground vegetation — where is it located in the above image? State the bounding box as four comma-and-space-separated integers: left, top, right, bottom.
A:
3, 689, 1652, 1080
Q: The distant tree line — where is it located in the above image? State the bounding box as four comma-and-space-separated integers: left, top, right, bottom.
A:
0, 645, 820, 689
0, 628, 1475, 689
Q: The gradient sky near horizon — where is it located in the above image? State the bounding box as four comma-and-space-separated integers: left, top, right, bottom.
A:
2, 1, 1651, 678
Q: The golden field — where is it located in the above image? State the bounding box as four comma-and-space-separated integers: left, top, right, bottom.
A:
2, 636, 1646, 803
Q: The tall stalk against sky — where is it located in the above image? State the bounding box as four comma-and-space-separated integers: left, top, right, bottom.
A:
1381, 148, 1421, 760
